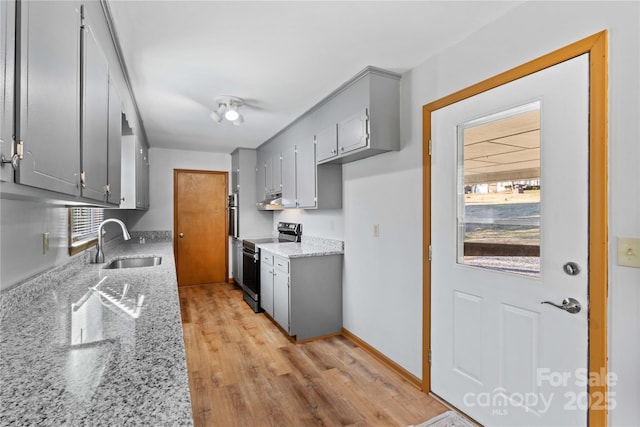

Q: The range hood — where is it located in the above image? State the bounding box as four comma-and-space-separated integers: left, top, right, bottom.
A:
256, 192, 284, 211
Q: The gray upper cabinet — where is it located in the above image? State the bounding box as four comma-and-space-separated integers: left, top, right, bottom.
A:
264, 154, 281, 196
107, 79, 122, 205
231, 148, 272, 237
11, 1, 126, 205
120, 134, 149, 210
16, 0, 81, 196
280, 145, 296, 208
277, 140, 341, 210
295, 140, 318, 209
136, 143, 149, 209
315, 124, 337, 164
315, 67, 400, 165
337, 108, 369, 155
0, 0, 15, 183
231, 150, 240, 192
316, 107, 370, 163
81, 21, 109, 202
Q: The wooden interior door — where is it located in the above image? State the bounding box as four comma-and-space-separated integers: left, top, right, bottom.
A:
174, 169, 228, 286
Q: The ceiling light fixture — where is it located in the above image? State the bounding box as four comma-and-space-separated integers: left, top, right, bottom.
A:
211, 96, 244, 126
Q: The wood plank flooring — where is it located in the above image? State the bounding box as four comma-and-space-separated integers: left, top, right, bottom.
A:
179, 282, 448, 427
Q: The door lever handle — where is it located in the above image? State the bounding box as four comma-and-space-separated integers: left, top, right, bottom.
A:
541, 297, 581, 314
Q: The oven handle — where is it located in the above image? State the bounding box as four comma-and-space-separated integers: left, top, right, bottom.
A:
242, 248, 259, 261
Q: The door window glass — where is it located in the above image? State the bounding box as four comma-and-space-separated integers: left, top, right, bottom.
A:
457, 102, 541, 276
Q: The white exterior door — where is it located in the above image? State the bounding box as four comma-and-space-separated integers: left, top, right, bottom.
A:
431, 55, 589, 426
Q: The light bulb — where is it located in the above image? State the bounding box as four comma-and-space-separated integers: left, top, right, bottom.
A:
224, 105, 239, 121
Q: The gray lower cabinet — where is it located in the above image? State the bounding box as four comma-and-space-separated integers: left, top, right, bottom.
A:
261, 250, 343, 341
260, 252, 274, 316
16, 0, 81, 196
272, 255, 289, 331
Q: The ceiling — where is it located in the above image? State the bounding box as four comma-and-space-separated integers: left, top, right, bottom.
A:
107, 1, 523, 154
464, 109, 540, 185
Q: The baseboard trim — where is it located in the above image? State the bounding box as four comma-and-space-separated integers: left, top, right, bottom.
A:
341, 328, 422, 390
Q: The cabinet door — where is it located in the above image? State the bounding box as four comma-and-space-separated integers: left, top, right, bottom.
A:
273, 267, 289, 332
231, 151, 239, 192
338, 108, 369, 154
17, 1, 81, 195
0, 0, 15, 183
119, 134, 136, 209
280, 145, 296, 208
272, 154, 281, 194
260, 261, 274, 316
81, 23, 109, 202
264, 157, 272, 194
237, 242, 243, 286
107, 79, 122, 205
296, 141, 317, 208
315, 124, 337, 163
256, 156, 266, 203
135, 142, 149, 209
141, 147, 150, 209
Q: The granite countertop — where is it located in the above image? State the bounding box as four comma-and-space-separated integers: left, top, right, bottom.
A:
0, 239, 193, 426
257, 236, 344, 258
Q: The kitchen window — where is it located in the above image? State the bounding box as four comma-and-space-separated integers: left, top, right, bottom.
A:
68, 207, 104, 255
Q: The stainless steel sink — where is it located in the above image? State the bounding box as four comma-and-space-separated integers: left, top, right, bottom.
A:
103, 256, 162, 269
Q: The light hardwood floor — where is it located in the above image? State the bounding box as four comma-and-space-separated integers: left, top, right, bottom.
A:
179, 282, 448, 427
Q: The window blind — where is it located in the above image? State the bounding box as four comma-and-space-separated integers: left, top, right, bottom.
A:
70, 208, 104, 245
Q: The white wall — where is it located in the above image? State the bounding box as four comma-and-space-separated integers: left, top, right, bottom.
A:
128, 147, 231, 233
274, 209, 344, 240
282, 2, 639, 425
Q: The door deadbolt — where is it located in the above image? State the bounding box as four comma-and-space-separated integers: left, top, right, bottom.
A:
563, 262, 580, 276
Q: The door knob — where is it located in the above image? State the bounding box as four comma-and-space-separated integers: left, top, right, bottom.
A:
541, 297, 581, 314
179, 233, 184, 238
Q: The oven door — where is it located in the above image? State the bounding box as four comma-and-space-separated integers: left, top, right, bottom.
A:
242, 248, 259, 300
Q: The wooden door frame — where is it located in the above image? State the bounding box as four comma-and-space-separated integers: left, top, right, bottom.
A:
422, 31, 609, 425
173, 168, 229, 285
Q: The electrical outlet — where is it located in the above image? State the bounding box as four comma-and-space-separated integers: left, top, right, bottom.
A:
43, 232, 50, 254
373, 224, 380, 237
618, 237, 640, 268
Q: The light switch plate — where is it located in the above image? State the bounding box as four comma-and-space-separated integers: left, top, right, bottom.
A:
373, 224, 380, 237
618, 237, 640, 268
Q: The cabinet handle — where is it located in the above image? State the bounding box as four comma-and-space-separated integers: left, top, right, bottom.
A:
340, 146, 345, 152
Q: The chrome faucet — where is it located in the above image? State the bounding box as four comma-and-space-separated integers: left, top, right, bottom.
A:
94, 219, 131, 263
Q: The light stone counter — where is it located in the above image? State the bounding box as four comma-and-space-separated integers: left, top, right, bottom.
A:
0, 237, 193, 426
256, 236, 344, 258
